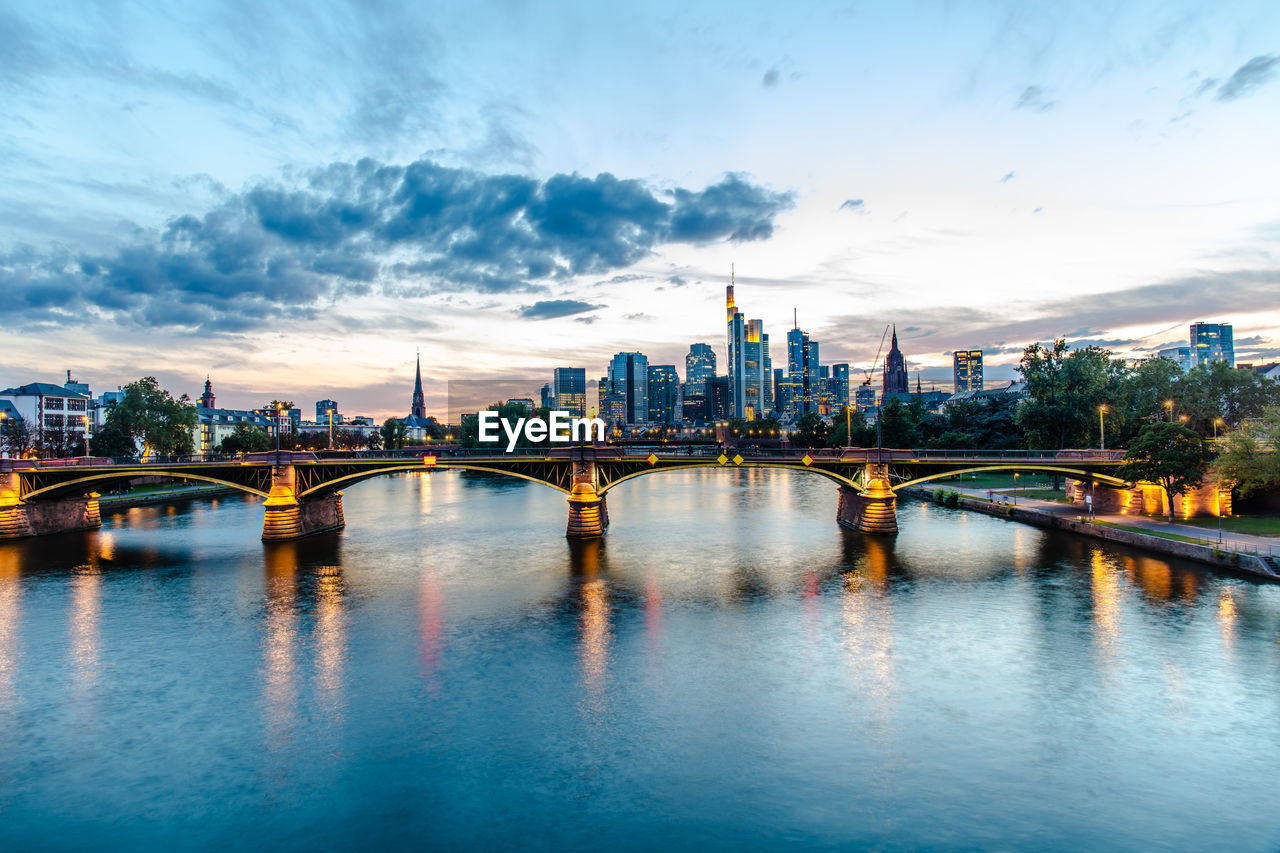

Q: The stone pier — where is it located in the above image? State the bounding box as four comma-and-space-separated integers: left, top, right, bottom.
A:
0, 471, 102, 539
836, 467, 898, 535
261, 464, 345, 541
564, 450, 610, 538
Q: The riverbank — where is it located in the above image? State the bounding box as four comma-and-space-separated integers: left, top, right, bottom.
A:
98, 485, 243, 508
902, 486, 1280, 582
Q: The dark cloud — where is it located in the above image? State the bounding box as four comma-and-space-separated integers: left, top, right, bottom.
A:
762, 68, 780, 88
518, 299, 601, 320
839, 198, 865, 211
1014, 85, 1057, 112
1, 158, 791, 332
1215, 55, 1280, 101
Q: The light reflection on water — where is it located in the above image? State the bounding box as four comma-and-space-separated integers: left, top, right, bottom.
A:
0, 469, 1278, 849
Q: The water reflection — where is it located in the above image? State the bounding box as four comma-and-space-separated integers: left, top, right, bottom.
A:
419, 567, 444, 694
569, 539, 611, 702
0, 547, 20, 715
261, 543, 300, 748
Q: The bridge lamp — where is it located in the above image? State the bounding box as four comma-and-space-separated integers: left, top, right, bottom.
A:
327, 408, 334, 449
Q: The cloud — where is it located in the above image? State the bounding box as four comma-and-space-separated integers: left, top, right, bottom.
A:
518, 299, 601, 320
1215, 55, 1280, 101
762, 68, 780, 88
1, 158, 791, 332
839, 198, 865, 212
1014, 85, 1057, 112
1000, 171, 1016, 183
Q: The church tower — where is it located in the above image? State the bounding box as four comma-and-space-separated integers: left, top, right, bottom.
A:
199, 377, 216, 409
882, 326, 909, 396
411, 353, 426, 419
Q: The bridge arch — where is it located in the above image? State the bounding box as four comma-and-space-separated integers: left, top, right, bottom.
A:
894, 465, 1129, 492
596, 460, 864, 496
22, 471, 271, 502
296, 463, 572, 498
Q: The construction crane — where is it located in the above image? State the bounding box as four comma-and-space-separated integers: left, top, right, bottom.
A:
861, 324, 891, 389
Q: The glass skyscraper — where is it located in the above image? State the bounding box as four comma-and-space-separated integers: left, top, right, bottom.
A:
552, 367, 586, 416
1190, 322, 1234, 367
953, 350, 983, 393
685, 344, 716, 396
647, 365, 679, 424
725, 275, 772, 420
608, 352, 650, 424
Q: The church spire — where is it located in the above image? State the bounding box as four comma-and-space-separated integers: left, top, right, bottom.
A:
411, 350, 426, 419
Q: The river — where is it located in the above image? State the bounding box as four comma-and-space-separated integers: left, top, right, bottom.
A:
1, 469, 1278, 849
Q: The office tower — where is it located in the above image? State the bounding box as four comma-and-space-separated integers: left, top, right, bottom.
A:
540, 383, 554, 410
725, 271, 772, 419
316, 399, 340, 424
786, 323, 822, 416
686, 344, 716, 395
707, 376, 730, 421
1157, 347, 1192, 372
953, 350, 983, 393
831, 364, 850, 411
855, 384, 876, 413
1190, 322, 1234, 367
680, 383, 707, 424
552, 367, 587, 416
608, 352, 650, 424
882, 326, 909, 396
647, 365, 679, 424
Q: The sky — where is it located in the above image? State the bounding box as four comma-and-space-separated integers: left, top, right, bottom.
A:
3, 0, 1279, 420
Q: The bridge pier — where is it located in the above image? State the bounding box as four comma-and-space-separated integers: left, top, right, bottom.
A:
261, 464, 345, 541
566, 483, 608, 538
0, 471, 102, 539
837, 468, 898, 535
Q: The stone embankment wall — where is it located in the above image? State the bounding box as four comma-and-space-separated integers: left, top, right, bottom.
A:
903, 488, 1279, 581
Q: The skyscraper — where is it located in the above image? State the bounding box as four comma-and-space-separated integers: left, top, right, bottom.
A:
882, 326, 909, 397
1157, 346, 1192, 372
786, 323, 821, 416
647, 365, 679, 423
608, 352, 650, 424
685, 344, 716, 395
1190, 322, 1234, 367
411, 352, 427, 419
552, 367, 586, 416
725, 271, 772, 420
953, 350, 983, 393
831, 364, 850, 412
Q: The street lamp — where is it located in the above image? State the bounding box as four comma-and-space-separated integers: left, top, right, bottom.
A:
1214, 418, 1224, 439
1012, 472, 1019, 505
83, 415, 90, 457
327, 408, 334, 450
1098, 404, 1108, 451
275, 403, 284, 467
1165, 399, 1174, 422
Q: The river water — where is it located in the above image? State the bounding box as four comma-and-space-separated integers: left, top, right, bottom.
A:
0, 469, 1278, 850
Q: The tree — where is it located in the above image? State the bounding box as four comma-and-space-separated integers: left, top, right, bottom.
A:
380, 418, 408, 450
1177, 360, 1280, 433
219, 422, 271, 454
1115, 356, 1184, 442
1, 417, 36, 458
1015, 339, 1116, 450
791, 412, 830, 448
40, 420, 82, 459
106, 377, 198, 458
1213, 406, 1280, 496
827, 407, 876, 447
1117, 422, 1212, 521
878, 399, 918, 448
90, 422, 138, 458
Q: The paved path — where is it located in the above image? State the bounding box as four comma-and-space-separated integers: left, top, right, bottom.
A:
942, 484, 1280, 556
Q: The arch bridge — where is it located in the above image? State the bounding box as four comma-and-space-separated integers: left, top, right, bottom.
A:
0, 448, 1127, 541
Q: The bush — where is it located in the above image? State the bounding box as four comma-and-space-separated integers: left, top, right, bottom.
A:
933, 488, 946, 504
944, 490, 961, 508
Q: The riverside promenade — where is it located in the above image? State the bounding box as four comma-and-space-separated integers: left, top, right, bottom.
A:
904, 484, 1280, 581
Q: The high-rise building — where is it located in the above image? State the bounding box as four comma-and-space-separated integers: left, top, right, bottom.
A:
316, 399, 341, 424
831, 364, 850, 412
540, 383, 554, 410
785, 322, 823, 416
707, 376, 730, 422
882, 326, 909, 397
608, 352, 650, 424
685, 344, 716, 395
953, 350, 983, 393
552, 367, 587, 416
725, 271, 772, 419
1190, 322, 1234, 367
855, 384, 876, 413
647, 365, 679, 424
411, 353, 427, 419
1157, 347, 1192, 372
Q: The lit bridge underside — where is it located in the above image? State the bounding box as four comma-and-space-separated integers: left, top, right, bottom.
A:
0, 449, 1127, 541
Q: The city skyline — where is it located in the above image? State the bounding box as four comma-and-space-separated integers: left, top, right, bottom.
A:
3, 1, 1279, 418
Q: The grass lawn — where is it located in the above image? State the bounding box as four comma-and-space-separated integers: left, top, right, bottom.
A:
998, 488, 1073, 503
1090, 520, 1204, 544
931, 472, 1066, 491
1173, 516, 1280, 538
